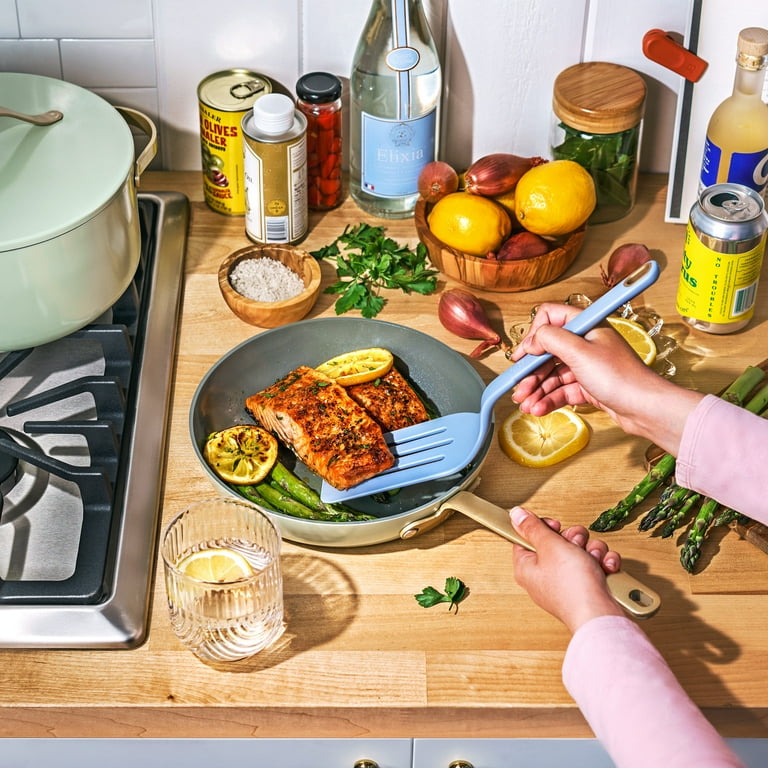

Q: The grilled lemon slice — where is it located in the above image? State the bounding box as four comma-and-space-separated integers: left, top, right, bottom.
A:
315, 347, 394, 386
203, 425, 278, 485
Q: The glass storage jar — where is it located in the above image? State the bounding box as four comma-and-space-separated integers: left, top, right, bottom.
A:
551, 62, 646, 224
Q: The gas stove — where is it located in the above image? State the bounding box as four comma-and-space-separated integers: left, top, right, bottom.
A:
0, 191, 188, 648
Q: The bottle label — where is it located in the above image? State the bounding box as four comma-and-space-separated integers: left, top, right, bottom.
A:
676, 221, 765, 323
359, 110, 436, 198
700, 137, 768, 193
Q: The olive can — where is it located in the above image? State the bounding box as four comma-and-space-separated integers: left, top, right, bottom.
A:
676, 183, 768, 333
198, 69, 272, 215
242, 93, 308, 245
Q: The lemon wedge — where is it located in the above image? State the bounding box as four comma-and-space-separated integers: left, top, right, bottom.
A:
203, 425, 278, 485
315, 347, 394, 386
498, 407, 590, 468
607, 316, 657, 366
177, 547, 253, 583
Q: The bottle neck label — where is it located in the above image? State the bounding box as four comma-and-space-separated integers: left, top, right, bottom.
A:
700, 137, 768, 193
359, 110, 436, 197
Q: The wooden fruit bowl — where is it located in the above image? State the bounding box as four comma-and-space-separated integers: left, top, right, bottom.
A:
415, 197, 586, 293
218, 244, 322, 328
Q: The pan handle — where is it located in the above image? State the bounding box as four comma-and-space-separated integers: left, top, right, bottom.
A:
440, 491, 662, 619
116, 106, 158, 188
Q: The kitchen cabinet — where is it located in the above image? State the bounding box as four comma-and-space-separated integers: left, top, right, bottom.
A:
3, 737, 768, 766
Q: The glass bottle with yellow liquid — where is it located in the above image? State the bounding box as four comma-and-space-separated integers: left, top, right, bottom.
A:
699, 27, 768, 199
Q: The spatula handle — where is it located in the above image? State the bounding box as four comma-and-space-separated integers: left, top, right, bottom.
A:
481, 260, 661, 411
442, 492, 662, 619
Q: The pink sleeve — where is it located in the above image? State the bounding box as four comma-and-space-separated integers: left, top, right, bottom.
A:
563, 615, 744, 768
676, 394, 768, 523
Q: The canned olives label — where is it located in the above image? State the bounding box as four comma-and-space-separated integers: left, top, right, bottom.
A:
676, 223, 764, 324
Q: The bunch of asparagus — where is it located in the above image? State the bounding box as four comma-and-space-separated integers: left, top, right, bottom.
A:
590, 365, 767, 573
231, 461, 375, 522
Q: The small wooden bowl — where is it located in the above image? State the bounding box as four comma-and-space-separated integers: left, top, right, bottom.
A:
218, 245, 322, 328
415, 198, 586, 292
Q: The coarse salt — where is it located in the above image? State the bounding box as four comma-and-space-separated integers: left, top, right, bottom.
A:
229, 257, 306, 302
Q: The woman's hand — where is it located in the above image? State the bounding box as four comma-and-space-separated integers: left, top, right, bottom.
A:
509, 505, 624, 634
510, 303, 703, 456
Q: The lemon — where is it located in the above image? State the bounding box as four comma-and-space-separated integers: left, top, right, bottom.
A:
427, 191, 512, 256
177, 547, 253, 583
492, 189, 518, 221
607, 316, 657, 366
203, 425, 278, 485
514, 160, 596, 236
315, 347, 394, 386
498, 407, 590, 468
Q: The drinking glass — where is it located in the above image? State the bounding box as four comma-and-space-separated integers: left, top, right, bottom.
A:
161, 498, 284, 661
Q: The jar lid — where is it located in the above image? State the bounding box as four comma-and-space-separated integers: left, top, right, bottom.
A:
252, 93, 295, 134
295, 72, 342, 104
553, 62, 646, 134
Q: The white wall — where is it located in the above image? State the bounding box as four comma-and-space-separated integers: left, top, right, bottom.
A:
0, 0, 691, 173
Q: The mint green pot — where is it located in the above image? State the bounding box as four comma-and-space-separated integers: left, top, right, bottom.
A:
0, 73, 157, 351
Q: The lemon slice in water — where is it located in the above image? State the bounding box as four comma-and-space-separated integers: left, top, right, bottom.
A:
177, 547, 253, 583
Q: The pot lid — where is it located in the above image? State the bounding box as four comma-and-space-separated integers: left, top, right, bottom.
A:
0, 72, 135, 252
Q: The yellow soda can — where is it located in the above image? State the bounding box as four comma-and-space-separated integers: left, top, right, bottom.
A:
676, 183, 768, 334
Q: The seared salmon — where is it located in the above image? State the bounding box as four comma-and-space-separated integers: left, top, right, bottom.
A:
347, 367, 429, 431
245, 366, 394, 490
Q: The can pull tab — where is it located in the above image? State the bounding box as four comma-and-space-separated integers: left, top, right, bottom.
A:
230, 79, 268, 100
643, 29, 708, 82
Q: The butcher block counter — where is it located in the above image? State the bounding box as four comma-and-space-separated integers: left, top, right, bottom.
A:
1, 172, 767, 741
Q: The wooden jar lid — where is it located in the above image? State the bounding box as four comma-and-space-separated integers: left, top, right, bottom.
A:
552, 62, 647, 134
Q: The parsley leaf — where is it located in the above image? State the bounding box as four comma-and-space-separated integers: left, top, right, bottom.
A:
310, 223, 438, 318
415, 577, 469, 613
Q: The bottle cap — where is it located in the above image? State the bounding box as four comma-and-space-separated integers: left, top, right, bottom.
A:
296, 72, 342, 104
552, 62, 646, 134
736, 27, 768, 71
252, 93, 295, 134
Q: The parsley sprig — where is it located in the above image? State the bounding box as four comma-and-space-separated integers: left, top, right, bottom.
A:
310, 223, 438, 318
414, 576, 468, 613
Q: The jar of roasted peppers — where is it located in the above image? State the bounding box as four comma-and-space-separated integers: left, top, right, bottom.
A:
551, 62, 646, 224
296, 72, 343, 210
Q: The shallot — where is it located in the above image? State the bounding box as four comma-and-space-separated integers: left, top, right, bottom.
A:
600, 243, 651, 287
417, 161, 460, 203
438, 288, 504, 357
464, 153, 547, 197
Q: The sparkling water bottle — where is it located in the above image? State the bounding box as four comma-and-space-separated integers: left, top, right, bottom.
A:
349, 0, 442, 218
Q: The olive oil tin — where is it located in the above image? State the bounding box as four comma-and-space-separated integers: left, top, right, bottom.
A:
198, 69, 272, 215
676, 183, 768, 333
242, 95, 308, 245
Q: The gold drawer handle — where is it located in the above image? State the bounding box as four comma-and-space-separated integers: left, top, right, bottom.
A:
354, 761, 380, 768
449, 761, 475, 768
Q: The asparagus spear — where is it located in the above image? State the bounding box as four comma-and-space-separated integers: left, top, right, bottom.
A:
590, 452, 676, 532
679, 497, 722, 572
659, 492, 702, 538
638, 484, 693, 531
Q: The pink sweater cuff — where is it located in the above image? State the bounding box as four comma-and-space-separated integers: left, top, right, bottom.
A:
563, 615, 743, 767
677, 394, 768, 520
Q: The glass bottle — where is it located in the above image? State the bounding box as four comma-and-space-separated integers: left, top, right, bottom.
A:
349, 0, 442, 219
699, 27, 768, 199
296, 72, 343, 210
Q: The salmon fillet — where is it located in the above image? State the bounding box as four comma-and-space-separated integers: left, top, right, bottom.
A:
245, 365, 394, 490
346, 367, 430, 431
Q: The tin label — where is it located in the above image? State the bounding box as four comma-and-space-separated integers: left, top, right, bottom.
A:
244, 133, 308, 244
200, 103, 248, 215
676, 222, 765, 323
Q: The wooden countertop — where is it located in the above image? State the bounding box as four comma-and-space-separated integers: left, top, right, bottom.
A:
2, 173, 767, 739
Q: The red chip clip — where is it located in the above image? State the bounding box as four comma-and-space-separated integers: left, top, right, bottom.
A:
642, 29, 708, 82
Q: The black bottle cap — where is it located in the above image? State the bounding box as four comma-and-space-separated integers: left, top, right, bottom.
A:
296, 72, 342, 104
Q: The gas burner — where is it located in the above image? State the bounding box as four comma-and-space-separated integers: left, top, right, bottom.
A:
0, 191, 188, 648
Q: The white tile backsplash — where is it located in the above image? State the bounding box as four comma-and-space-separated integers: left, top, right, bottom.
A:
0, 0, 691, 173
0, 38, 61, 77
17, 0, 152, 38
61, 39, 156, 87
0, 0, 18, 37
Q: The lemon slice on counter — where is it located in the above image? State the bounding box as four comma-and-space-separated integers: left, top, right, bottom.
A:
607, 316, 657, 366
498, 407, 590, 468
203, 425, 278, 485
315, 347, 394, 386
177, 547, 253, 583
